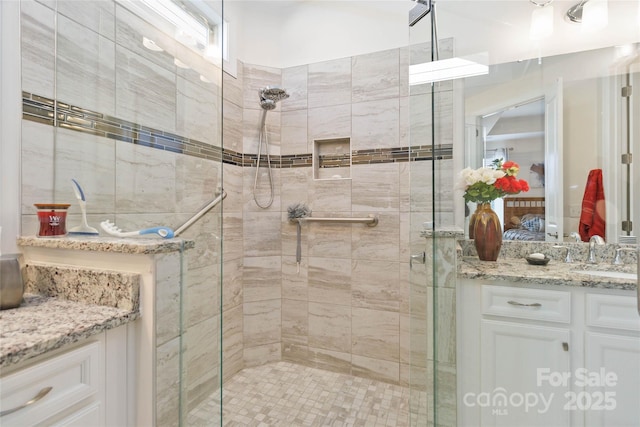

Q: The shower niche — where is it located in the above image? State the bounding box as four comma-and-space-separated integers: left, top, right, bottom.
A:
313, 137, 352, 180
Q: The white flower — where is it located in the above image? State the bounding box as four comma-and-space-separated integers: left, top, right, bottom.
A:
478, 167, 505, 184
457, 167, 505, 190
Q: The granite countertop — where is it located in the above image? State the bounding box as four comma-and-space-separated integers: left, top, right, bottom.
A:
18, 235, 195, 254
458, 256, 638, 291
0, 294, 139, 368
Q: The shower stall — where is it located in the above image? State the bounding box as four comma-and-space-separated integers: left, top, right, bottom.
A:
8, 0, 639, 425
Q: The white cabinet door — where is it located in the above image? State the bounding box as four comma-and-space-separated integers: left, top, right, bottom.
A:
584, 332, 640, 427
480, 319, 571, 427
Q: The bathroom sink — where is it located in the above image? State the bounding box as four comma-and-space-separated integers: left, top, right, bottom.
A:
574, 269, 637, 281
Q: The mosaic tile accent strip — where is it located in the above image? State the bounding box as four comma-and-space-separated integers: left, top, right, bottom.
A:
186, 361, 419, 426
22, 92, 452, 168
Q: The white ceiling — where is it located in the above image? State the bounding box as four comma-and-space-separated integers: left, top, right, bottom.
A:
228, 0, 640, 68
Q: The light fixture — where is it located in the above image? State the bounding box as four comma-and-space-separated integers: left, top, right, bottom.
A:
529, 0, 555, 40
582, 0, 608, 31
409, 54, 488, 85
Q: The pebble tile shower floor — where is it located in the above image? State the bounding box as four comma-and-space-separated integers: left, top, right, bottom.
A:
186, 361, 415, 426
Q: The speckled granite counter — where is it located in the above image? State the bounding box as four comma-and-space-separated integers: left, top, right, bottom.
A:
18, 235, 195, 254
0, 293, 139, 368
458, 256, 637, 291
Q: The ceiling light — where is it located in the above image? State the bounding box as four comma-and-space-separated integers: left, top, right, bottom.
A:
529, 1, 555, 40
409, 55, 488, 85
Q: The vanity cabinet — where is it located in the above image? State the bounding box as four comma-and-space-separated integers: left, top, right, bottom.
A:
458, 278, 640, 427
0, 325, 130, 426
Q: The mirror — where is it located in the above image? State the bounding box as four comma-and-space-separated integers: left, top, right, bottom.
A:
462, 44, 640, 244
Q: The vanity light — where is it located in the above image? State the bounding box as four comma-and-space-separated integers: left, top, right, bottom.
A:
409, 55, 488, 85
582, 0, 608, 31
529, 0, 555, 40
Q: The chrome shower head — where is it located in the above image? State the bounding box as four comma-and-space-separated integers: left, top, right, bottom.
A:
260, 99, 276, 111
260, 86, 289, 102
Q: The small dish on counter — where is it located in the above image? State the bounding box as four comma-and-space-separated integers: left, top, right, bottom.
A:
525, 255, 551, 266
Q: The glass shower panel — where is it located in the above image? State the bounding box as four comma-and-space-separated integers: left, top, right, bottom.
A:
51, 0, 225, 425
408, 6, 459, 426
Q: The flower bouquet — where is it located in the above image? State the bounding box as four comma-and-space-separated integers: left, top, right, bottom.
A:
458, 159, 529, 261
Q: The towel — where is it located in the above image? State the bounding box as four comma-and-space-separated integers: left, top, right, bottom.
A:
578, 169, 606, 242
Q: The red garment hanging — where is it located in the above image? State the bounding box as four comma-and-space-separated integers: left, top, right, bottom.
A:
578, 169, 606, 242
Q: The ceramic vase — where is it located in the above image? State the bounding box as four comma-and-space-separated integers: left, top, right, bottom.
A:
472, 203, 502, 261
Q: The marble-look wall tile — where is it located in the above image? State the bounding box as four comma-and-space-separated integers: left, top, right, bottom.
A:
307, 217, 352, 259
21, 121, 54, 213
223, 305, 244, 381
282, 298, 308, 346
352, 307, 400, 362
242, 64, 281, 113
281, 65, 308, 111
352, 49, 399, 103
175, 155, 221, 213
243, 167, 281, 213
115, 46, 177, 133
114, 142, 177, 213
223, 64, 244, 108
21, 1, 55, 98
352, 98, 400, 150
243, 299, 281, 348
57, 0, 115, 40
222, 163, 244, 213
308, 347, 352, 375
308, 302, 351, 353
155, 252, 182, 346
223, 99, 243, 153
351, 260, 401, 312
243, 108, 281, 155
53, 128, 116, 212
242, 211, 281, 257
307, 104, 352, 142
184, 316, 219, 411
351, 163, 400, 212
185, 263, 219, 328
156, 337, 180, 427
243, 256, 281, 303
176, 76, 221, 147
223, 212, 244, 262
351, 354, 399, 384
308, 257, 351, 305
282, 256, 308, 301
351, 212, 400, 262
409, 90, 454, 148
308, 58, 351, 108
56, 15, 116, 116
223, 258, 243, 310
433, 287, 456, 365
282, 342, 311, 367
114, 5, 176, 72
281, 109, 309, 155
400, 313, 411, 365
308, 179, 352, 212
243, 342, 281, 367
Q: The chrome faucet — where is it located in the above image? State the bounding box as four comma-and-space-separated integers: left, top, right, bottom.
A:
613, 247, 636, 265
587, 235, 605, 264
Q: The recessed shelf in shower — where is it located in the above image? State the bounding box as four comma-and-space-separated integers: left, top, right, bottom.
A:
313, 137, 351, 180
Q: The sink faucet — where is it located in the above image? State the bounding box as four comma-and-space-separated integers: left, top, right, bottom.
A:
587, 235, 605, 264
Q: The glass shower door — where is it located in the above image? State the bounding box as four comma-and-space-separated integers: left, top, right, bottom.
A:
407, 4, 458, 426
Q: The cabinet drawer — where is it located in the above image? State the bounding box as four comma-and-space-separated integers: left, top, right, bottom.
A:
586, 293, 640, 331
482, 285, 571, 323
0, 341, 102, 426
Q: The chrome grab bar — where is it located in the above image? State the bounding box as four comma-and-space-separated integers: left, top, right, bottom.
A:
174, 190, 226, 237
297, 215, 378, 227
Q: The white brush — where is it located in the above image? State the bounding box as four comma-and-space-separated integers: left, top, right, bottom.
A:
100, 220, 174, 239
68, 179, 100, 236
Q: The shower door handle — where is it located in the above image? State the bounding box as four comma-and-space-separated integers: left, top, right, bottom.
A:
410, 252, 426, 268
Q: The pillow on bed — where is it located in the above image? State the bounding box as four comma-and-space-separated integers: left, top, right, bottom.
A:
520, 214, 545, 232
